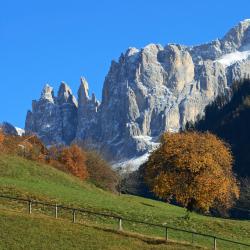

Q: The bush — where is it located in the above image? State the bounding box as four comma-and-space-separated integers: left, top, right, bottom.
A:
0, 133, 49, 162
20, 136, 48, 161
85, 151, 118, 192
0, 130, 4, 148
48, 145, 88, 180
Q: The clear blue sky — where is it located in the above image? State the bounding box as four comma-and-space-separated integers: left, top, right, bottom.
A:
1, 0, 250, 128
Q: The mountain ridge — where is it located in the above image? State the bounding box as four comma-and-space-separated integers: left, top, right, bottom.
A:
25, 19, 250, 167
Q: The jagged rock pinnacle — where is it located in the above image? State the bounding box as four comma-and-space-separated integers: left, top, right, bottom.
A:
40, 84, 54, 103
57, 81, 77, 106
78, 77, 90, 104
58, 82, 71, 99
91, 93, 97, 103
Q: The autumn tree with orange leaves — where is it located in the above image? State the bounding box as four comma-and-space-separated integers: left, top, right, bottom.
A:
60, 145, 88, 180
144, 132, 239, 214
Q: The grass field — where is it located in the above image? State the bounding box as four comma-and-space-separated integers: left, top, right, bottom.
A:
0, 209, 201, 250
0, 154, 249, 249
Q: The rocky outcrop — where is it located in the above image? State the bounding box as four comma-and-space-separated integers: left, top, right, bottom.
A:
57, 82, 78, 144
25, 19, 250, 165
25, 82, 77, 145
0, 122, 19, 136
76, 77, 99, 142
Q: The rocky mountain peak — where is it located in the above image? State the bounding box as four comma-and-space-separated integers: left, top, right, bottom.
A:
0, 122, 19, 136
25, 19, 250, 168
222, 19, 250, 51
91, 93, 100, 109
57, 82, 77, 106
40, 84, 55, 103
91, 93, 96, 103
78, 77, 89, 103
125, 47, 140, 59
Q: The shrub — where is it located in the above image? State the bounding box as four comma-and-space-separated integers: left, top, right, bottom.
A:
59, 145, 88, 180
85, 151, 118, 192
0, 130, 4, 148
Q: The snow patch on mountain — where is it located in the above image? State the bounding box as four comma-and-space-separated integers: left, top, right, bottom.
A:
113, 153, 150, 170
133, 135, 160, 147
112, 136, 160, 170
216, 50, 250, 67
15, 127, 25, 136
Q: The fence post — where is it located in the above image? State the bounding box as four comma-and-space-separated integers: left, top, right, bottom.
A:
118, 218, 123, 231
165, 227, 169, 241
214, 237, 217, 250
55, 204, 58, 219
28, 200, 32, 214
72, 209, 76, 223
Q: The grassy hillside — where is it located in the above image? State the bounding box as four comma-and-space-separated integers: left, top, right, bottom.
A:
0, 154, 250, 249
0, 210, 199, 250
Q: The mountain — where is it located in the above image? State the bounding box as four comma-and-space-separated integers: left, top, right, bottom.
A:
191, 79, 250, 177
25, 19, 250, 166
0, 122, 21, 136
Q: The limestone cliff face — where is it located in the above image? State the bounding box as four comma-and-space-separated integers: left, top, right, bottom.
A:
25, 20, 250, 163
76, 77, 99, 141
25, 83, 77, 145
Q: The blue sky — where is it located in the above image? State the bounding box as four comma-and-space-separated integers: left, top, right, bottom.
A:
1, 0, 250, 128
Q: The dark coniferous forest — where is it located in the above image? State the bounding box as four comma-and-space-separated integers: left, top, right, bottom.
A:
189, 79, 250, 177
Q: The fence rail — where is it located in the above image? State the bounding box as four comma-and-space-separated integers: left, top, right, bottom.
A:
0, 194, 249, 249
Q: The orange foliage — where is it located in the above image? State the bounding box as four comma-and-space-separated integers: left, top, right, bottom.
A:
0, 131, 88, 181
59, 145, 88, 180
18, 135, 49, 161
144, 132, 240, 212
0, 130, 4, 148
0, 133, 48, 161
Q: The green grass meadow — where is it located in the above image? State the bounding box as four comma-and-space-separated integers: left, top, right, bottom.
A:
0, 155, 249, 249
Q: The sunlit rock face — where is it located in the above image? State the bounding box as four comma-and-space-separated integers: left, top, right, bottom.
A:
76, 77, 100, 142
26, 20, 250, 164
25, 83, 77, 145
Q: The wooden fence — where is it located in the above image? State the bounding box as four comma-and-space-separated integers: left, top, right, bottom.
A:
0, 195, 249, 250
